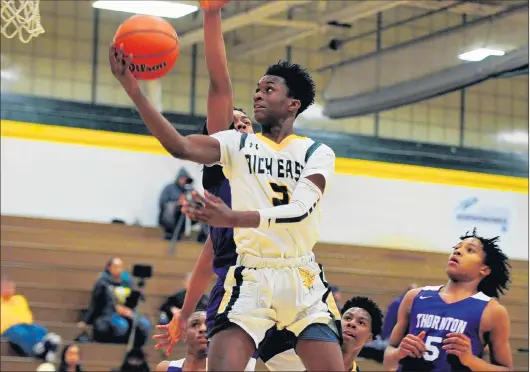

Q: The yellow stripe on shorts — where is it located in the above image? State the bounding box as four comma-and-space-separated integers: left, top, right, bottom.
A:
218, 289, 232, 314
326, 293, 341, 319
218, 268, 235, 314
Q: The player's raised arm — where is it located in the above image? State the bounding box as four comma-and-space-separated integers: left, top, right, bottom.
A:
153, 236, 215, 356
109, 43, 222, 165
179, 236, 215, 320
202, 1, 233, 134
383, 288, 424, 371
182, 144, 336, 228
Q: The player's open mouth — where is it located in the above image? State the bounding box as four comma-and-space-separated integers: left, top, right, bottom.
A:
449, 257, 459, 265
342, 331, 356, 340
198, 336, 208, 343
253, 105, 265, 111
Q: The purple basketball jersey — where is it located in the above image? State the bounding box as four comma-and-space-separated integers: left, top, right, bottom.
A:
398, 285, 491, 371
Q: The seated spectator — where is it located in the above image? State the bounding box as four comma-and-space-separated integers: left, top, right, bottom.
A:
77, 258, 151, 348
1, 279, 61, 362
117, 348, 150, 372
159, 273, 209, 325
159, 168, 195, 240
57, 343, 83, 372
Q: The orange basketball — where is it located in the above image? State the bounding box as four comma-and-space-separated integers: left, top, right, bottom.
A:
113, 15, 179, 80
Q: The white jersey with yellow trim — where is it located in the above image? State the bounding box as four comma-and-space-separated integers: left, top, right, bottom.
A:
209, 130, 335, 259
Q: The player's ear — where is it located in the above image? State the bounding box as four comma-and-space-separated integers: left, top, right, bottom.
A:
479, 264, 491, 277
288, 98, 301, 113
367, 332, 373, 344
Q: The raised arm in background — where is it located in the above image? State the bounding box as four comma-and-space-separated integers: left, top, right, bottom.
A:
203, 2, 233, 134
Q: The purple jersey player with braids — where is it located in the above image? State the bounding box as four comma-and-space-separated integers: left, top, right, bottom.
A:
384, 228, 513, 371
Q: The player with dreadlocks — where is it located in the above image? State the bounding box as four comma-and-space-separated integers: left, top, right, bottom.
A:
383, 228, 513, 371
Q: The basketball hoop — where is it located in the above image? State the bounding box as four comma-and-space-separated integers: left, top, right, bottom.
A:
1, 0, 44, 43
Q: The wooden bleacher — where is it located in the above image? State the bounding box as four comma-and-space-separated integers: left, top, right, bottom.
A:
0, 216, 528, 371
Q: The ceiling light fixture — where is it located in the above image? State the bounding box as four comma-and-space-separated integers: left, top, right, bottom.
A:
458, 48, 505, 62
92, 1, 198, 19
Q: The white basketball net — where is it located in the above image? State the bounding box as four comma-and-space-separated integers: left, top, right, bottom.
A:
1, 0, 44, 43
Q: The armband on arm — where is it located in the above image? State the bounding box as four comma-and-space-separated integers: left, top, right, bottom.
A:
257, 178, 321, 228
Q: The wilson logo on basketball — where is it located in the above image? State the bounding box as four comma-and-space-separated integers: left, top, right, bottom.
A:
129, 61, 168, 73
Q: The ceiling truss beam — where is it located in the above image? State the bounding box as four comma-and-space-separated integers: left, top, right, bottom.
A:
229, 1, 411, 60
178, 0, 312, 48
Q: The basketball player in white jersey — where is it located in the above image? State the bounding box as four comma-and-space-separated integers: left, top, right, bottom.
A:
153, 2, 328, 371
110, 40, 342, 370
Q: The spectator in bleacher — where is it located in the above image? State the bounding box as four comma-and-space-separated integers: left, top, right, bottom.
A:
117, 347, 150, 372
56, 343, 83, 372
159, 273, 209, 325
1, 279, 61, 362
77, 258, 152, 348
158, 168, 195, 240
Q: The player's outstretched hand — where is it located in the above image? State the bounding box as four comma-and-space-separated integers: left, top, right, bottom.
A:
397, 331, 427, 359
153, 312, 188, 356
109, 43, 139, 96
153, 324, 176, 356
442, 332, 474, 366
182, 190, 235, 227
199, 0, 231, 12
